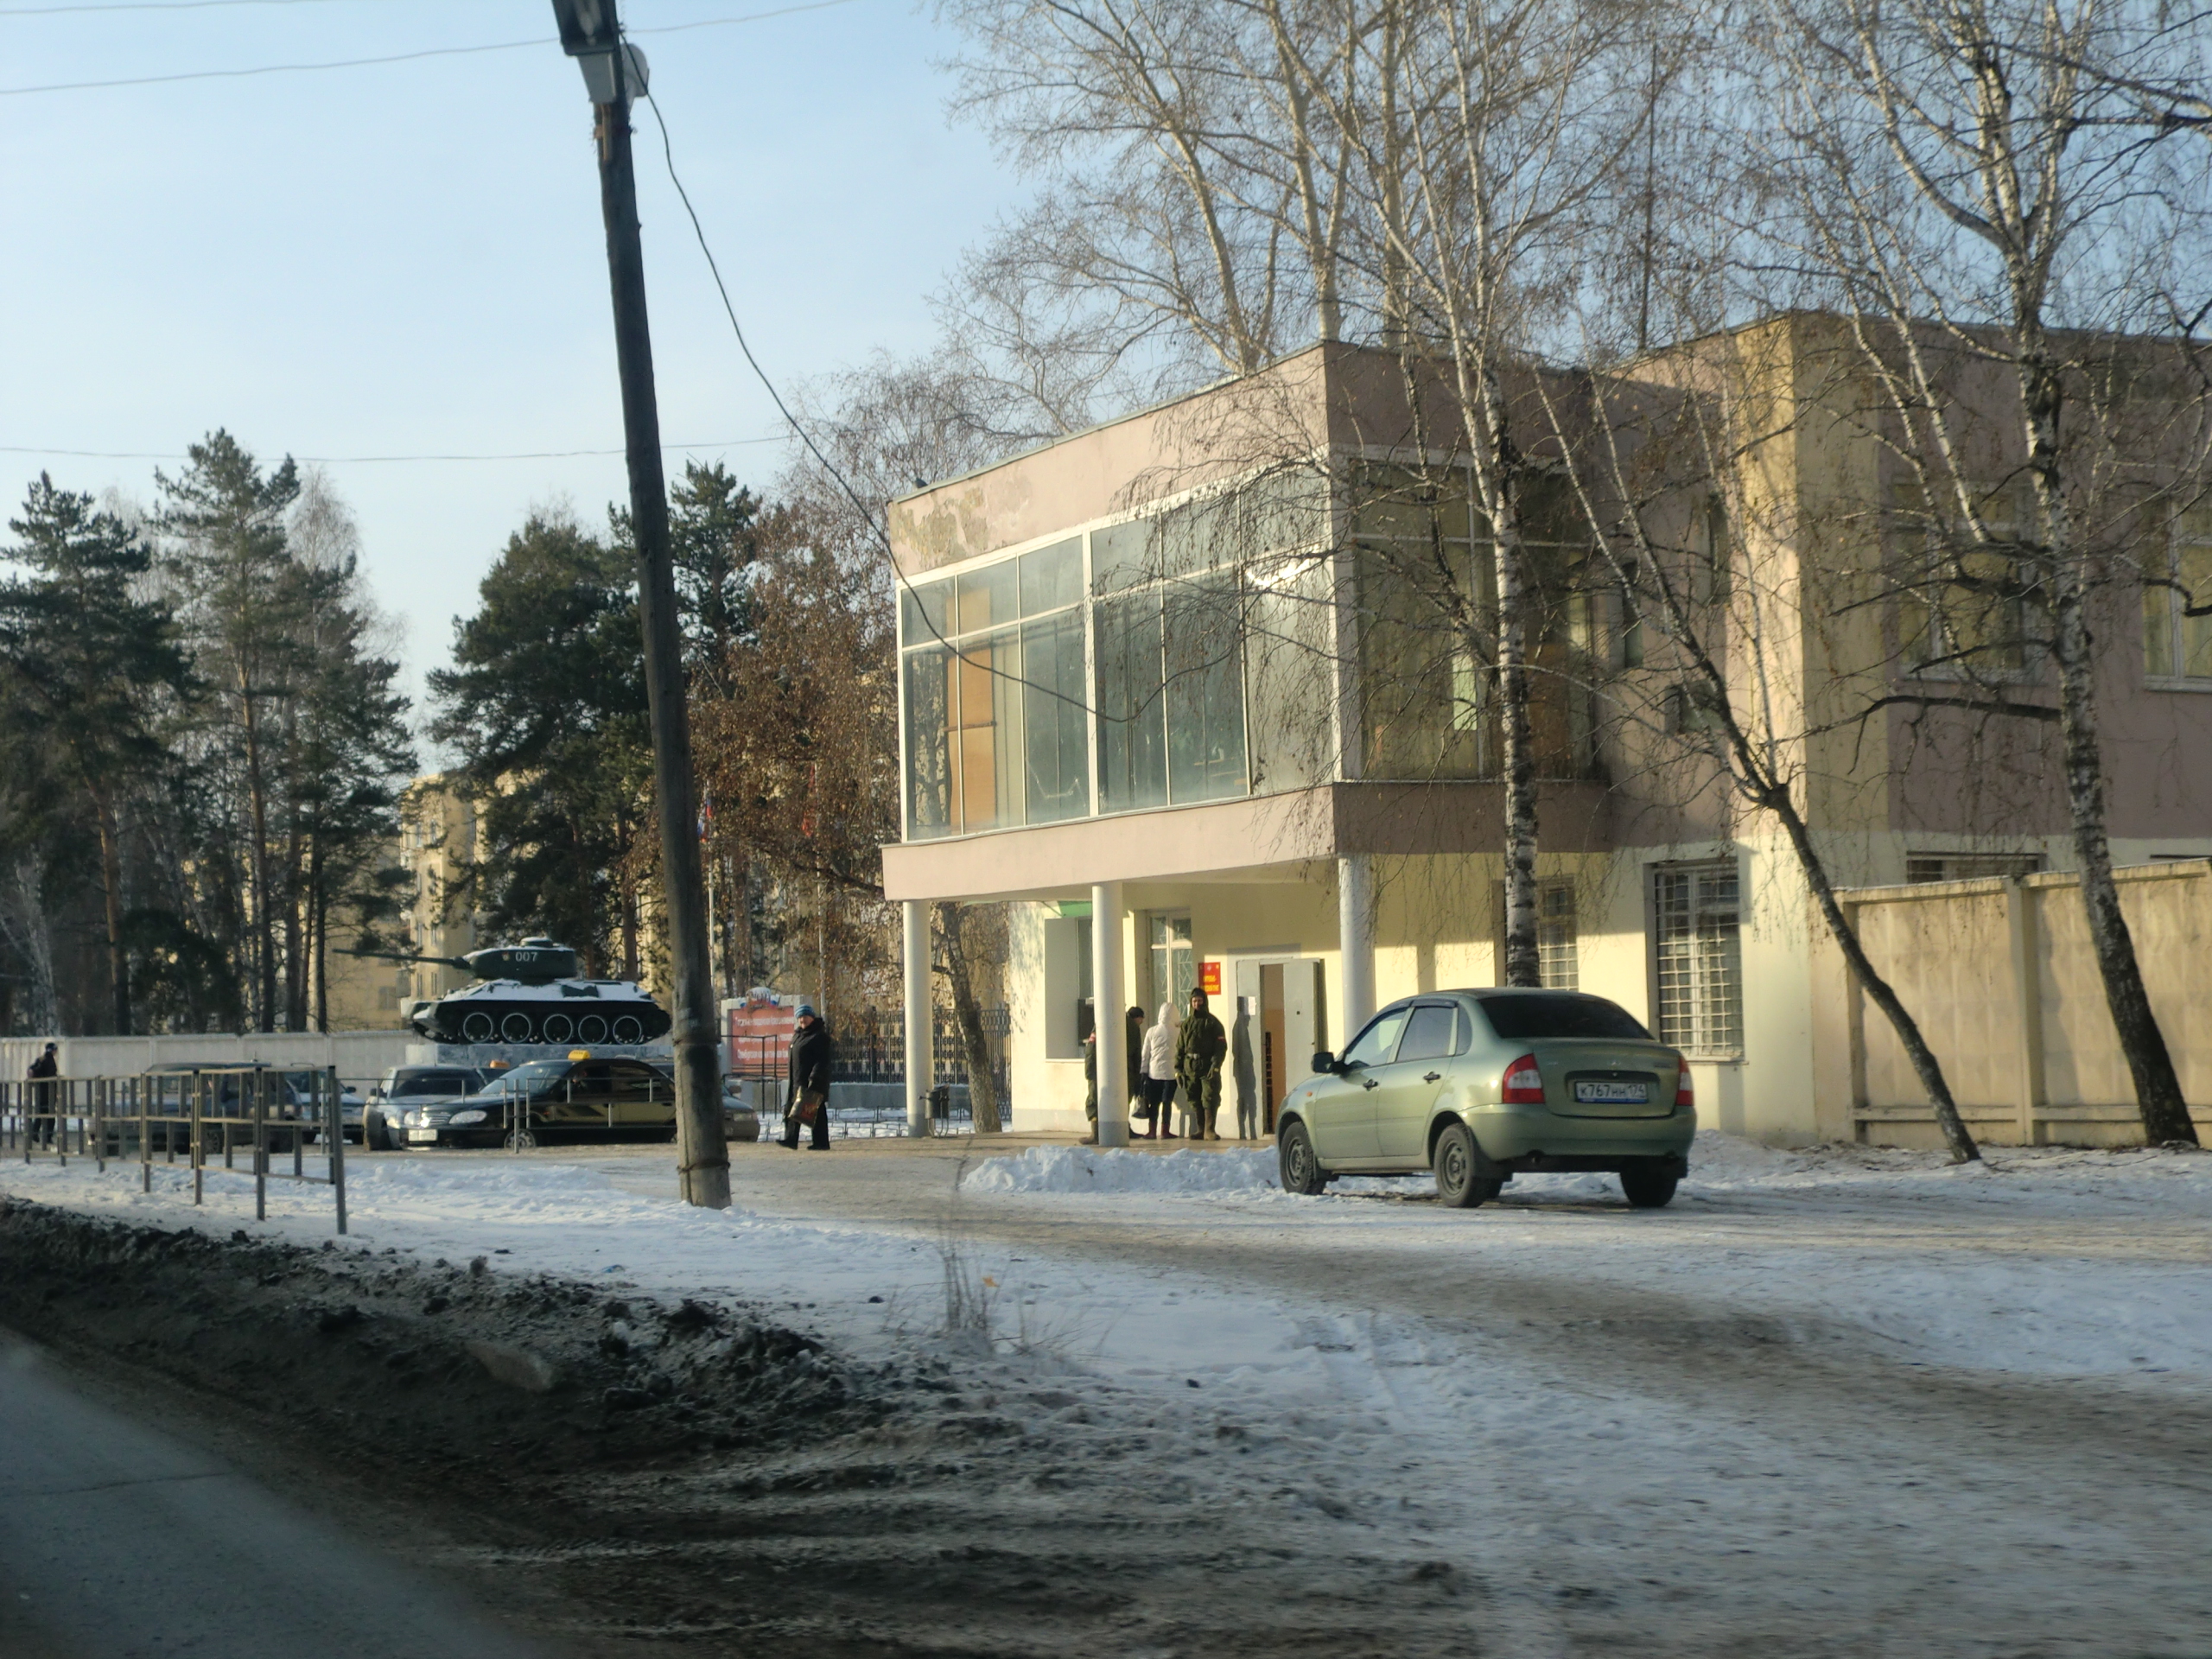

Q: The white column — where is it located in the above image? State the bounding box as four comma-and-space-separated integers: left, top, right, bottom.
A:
1091, 881, 1129, 1147
1338, 854, 1375, 1046
903, 899, 931, 1139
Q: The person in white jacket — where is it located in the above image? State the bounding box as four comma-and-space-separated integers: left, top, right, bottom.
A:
1141, 1001, 1179, 1140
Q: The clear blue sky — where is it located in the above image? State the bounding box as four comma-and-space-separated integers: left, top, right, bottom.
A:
0, 0, 1014, 715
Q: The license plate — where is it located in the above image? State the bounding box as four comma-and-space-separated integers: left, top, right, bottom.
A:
1573, 1079, 1649, 1104
407, 1128, 440, 1142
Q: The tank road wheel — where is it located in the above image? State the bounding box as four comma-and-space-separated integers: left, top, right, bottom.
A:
578, 1014, 609, 1045
500, 1012, 536, 1044
461, 1012, 495, 1043
1433, 1122, 1503, 1210
1278, 1120, 1328, 1195
539, 1013, 575, 1046
611, 1015, 645, 1046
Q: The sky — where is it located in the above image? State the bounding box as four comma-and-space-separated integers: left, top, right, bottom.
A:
0, 0, 1017, 724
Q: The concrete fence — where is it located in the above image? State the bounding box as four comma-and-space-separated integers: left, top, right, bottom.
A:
1810, 859, 2212, 1147
0, 1031, 418, 1093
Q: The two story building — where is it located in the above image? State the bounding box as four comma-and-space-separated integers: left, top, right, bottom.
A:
878, 320, 2212, 1145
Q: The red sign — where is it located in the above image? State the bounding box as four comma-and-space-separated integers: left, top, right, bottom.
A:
1198, 960, 1222, 996
727, 995, 798, 1078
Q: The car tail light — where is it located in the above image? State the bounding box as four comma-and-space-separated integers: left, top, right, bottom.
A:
1502, 1054, 1546, 1105
1670, 1052, 1694, 1110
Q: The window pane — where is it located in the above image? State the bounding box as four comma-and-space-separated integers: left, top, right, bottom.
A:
1357, 550, 1486, 779
954, 562, 1017, 637
1165, 575, 1248, 803
1022, 610, 1090, 823
1096, 590, 1167, 810
1539, 883, 1579, 991
1020, 538, 1082, 616
1342, 1007, 1409, 1068
900, 577, 951, 647
902, 645, 954, 838
1652, 865, 1742, 1057
2180, 541, 2212, 678
1397, 1004, 1458, 1064
1245, 555, 1335, 792
953, 626, 1021, 832
1091, 520, 1153, 594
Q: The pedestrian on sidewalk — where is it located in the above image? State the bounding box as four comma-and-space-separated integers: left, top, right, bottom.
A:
1081, 1023, 1099, 1144
1125, 1005, 1147, 1130
1176, 988, 1227, 1141
781, 1005, 832, 1150
1141, 1001, 1179, 1138
26, 1042, 57, 1148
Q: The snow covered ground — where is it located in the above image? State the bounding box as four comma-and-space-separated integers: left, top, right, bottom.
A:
7, 1132, 2212, 1654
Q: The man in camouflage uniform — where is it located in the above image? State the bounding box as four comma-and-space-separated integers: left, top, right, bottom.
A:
1174, 988, 1228, 1141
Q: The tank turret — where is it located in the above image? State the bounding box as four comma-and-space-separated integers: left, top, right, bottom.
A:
400, 937, 672, 1046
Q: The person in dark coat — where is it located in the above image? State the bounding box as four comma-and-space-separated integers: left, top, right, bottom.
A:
781, 1005, 832, 1150
26, 1042, 57, 1148
1125, 1005, 1147, 1127
1175, 989, 1228, 1141
1081, 1026, 1099, 1144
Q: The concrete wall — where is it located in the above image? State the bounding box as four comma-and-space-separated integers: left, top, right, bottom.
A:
1809, 860, 2212, 1147
0, 1031, 419, 1091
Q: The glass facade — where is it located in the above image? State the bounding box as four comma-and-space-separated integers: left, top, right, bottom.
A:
894, 461, 1596, 841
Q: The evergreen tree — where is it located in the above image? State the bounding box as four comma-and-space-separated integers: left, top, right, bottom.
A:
0, 476, 190, 1032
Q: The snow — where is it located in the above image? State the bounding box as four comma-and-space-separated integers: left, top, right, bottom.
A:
8, 1133, 2212, 1650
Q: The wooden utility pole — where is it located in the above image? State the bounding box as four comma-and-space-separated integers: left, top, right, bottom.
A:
555, 3, 729, 1207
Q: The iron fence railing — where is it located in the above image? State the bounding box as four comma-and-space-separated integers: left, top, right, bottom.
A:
1, 1067, 347, 1235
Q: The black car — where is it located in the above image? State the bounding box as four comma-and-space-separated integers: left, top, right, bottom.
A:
401, 1057, 677, 1148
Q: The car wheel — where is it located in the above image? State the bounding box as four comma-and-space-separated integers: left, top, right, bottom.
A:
1278, 1120, 1328, 1195
1433, 1122, 1502, 1209
505, 1128, 537, 1153
1619, 1163, 1680, 1209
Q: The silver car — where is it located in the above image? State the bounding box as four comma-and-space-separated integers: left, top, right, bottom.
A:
1278, 989, 1695, 1208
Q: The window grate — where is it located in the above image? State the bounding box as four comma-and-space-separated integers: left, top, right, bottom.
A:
1652, 863, 1741, 1058
1538, 883, 1579, 991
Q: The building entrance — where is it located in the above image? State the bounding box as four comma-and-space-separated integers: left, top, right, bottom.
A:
1233, 957, 1319, 1136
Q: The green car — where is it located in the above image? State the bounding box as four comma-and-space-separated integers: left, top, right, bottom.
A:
1276, 989, 1694, 1209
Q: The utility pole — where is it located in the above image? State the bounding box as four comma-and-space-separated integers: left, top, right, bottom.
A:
552, 0, 729, 1208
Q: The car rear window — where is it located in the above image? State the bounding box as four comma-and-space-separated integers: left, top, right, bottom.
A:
1478, 994, 1652, 1041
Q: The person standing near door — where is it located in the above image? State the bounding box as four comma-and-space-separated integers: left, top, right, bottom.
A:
1176, 988, 1228, 1141
1141, 1002, 1179, 1139
781, 1004, 832, 1150
26, 1042, 58, 1148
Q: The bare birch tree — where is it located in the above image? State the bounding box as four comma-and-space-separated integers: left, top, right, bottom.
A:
1740, 0, 2212, 1144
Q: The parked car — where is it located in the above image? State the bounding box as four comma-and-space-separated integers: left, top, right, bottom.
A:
1277, 989, 1695, 1208
137, 1064, 308, 1153
402, 1056, 676, 1148
366, 1065, 488, 1151
284, 1072, 366, 1147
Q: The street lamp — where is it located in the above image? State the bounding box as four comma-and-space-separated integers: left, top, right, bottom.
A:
547, 0, 730, 1209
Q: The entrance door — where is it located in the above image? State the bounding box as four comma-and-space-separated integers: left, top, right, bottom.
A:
1233, 958, 1320, 1137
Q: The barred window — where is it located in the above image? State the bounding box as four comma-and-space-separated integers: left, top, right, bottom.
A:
1651, 862, 1742, 1058
1538, 883, 1579, 990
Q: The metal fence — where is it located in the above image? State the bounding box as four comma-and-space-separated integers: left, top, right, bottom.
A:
0, 1067, 348, 1234
725, 1007, 1010, 1100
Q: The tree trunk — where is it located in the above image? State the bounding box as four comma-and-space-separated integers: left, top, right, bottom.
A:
241, 676, 276, 1031
86, 784, 130, 1035
1481, 373, 1541, 988
935, 900, 1003, 1134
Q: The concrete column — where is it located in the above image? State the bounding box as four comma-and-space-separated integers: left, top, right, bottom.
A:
903, 899, 931, 1139
1091, 881, 1129, 1147
1337, 854, 1375, 1045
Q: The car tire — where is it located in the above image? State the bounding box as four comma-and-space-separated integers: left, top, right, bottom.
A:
1278, 1120, 1328, 1195
1619, 1163, 1680, 1209
505, 1128, 537, 1153
1433, 1122, 1502, 1209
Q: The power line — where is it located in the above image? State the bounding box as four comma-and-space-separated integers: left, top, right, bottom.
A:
2, 0, 372, 15
0, 437, 785, 463
0, 0, 863, 96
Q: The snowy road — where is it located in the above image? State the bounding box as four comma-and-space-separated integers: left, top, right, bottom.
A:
5, 1133, 2210, 1655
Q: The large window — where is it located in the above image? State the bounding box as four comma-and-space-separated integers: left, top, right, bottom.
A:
1651, 861, 1742, 1058
1095, 506, 1250, 811
1901, 482, 2033, 677
1148, 913, 1195, 1013
1352, 465, 1595, 780
2145, 512, 2212, 683
900, 538, 1090, 837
